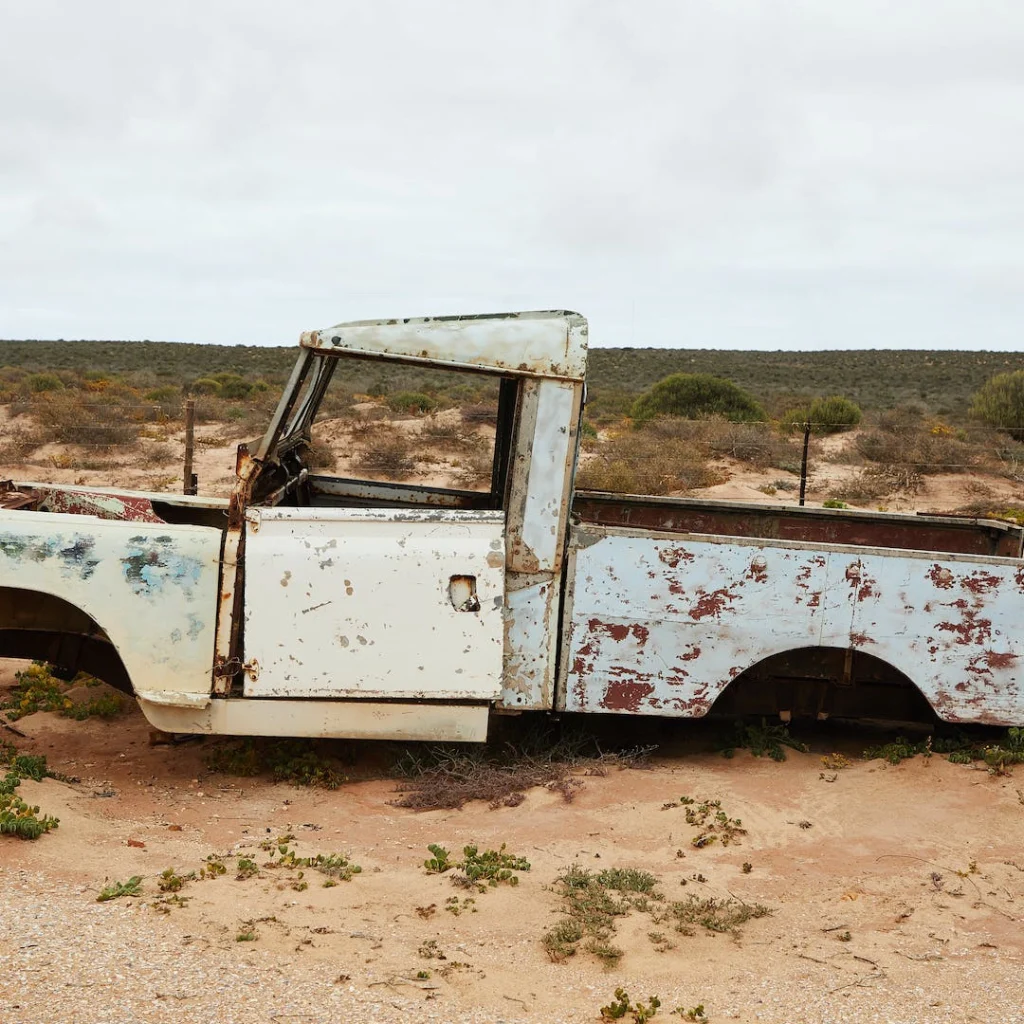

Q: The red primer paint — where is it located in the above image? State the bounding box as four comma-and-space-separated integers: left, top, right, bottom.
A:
600, 680, 655, 712
984, 650, 1018, 670
962, 572, 1002, 595
658, 546, 695, 568
928, 564, 955, 590
689, 588, 736, 620
936, 611, 992, 646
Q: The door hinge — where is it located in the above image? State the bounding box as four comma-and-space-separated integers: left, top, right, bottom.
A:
213, 657, 260, 683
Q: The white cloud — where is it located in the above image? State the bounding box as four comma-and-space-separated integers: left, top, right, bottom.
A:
1, 0, 1023, 349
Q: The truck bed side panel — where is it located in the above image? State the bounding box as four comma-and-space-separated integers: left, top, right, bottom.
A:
562, 524, 1024, 725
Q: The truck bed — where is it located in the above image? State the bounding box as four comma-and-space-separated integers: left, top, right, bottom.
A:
572, 491, 1024, 558
564, 494, 1024, 727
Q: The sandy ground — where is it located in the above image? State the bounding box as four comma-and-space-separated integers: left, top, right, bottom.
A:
2, 663, 1024, 1024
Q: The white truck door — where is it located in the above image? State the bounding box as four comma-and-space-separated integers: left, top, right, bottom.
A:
241, 506, 505, 700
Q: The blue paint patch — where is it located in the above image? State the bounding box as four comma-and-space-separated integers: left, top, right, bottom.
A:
0, 534, 58, 563
186, 614, 205, 641
120, 536, 205, 599
170, 628, 183, 643
58, 535, 100, 579
1, 532, 99, 579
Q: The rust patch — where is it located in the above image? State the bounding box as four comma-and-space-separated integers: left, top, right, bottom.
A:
678, 645, 701, 662
745, 557, 768, 584
586, 619, 649, 645
937, 611, 993, 646
806, 591, 821, 608
689, 588, 736, 620
928, 564, 955, 590
962, 571, 1002, 595
658, 546, 695, 568
599, 680, 655, 712
983, 650, 1018, 670
848, 631, 874, 646
844, 561, 875, 601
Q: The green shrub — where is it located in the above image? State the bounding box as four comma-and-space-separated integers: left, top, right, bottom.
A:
24, 372, 64, 393
971, 371, 1024, 439
189, 377, 223, 396
781, 396, 861, 434
808, 395, 862, 433
387, 391, 436, 415
632, 373, 765, 425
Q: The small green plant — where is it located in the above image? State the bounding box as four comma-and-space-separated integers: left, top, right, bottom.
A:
821, 753, 850, 770
741, 862, 752, 874
158, 867, 194, 893
601, 988, 662, 1022
2, 662, 122, 721
863, 735, 932, 765
542, 917, 585, 961
675, 1005, 708, 1021
206, 739, 345, 788
657, 895, 771, 937
673, 797, 747, 848
416, 969, 431, 980
236, 857, 259, 880
542, 864, 663, 964
424, 843, 452, 873
201, 856, 227, 879
263, 843, 361, 881
837, 931, 852, 942
97, 876, 142, 902
236, 928, 257, 942
719, 719, 808, 762
418, 939, 445, 960
822, 499, 847, 509
425, 842, 530, 889
0, 747, 59, 840
444, 895, 477, 916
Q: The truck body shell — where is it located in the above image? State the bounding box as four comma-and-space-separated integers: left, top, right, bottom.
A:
3, 310, 1023, 739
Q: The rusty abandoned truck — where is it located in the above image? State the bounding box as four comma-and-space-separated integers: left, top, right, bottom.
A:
2, 310, 1023, 741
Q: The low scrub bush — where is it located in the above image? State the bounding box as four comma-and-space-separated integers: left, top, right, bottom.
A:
577, 428, 724, 495
632, 373, 765, 425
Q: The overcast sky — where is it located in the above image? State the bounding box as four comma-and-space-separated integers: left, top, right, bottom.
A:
2, 1, 1023, 350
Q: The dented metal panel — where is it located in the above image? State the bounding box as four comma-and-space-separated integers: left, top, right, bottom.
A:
0, 510, 222, 698
562, 525, 1024, 725
501, 574, 560, 709
243, 506, 505, 700
300, 310, 589, 381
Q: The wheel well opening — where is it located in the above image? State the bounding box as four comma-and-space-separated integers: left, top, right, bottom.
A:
709, 646, 937, 724
0, 587, 134, 695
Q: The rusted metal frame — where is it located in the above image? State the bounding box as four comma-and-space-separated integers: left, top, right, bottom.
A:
572, 491, 1024, 559
253, 349, 317, 464
211, 524, 244, 693
490, 377, 521, 508
259, 468, 309, 509
308, 476, 496, 509
275, 356, 338, 458
299, 310, 589, 383
0, 483, 39, 511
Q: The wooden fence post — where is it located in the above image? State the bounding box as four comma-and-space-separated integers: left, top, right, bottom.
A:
183, 399, 197, 495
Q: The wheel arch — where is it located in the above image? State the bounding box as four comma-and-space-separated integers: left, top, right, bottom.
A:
0, 585, 135, 695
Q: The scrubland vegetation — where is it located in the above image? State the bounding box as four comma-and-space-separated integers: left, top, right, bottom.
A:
2, 340, 1024, 517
